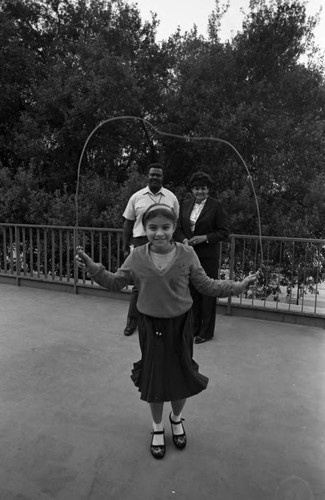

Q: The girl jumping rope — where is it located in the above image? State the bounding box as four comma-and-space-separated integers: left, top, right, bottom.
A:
75, 203, 257, 459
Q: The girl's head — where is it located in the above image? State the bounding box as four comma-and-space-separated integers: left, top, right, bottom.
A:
142, 204, 177, 252
142, 204, 177, 228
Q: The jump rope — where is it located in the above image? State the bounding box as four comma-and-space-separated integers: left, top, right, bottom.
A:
75, 124, 315, 495
75, 115, 263, 273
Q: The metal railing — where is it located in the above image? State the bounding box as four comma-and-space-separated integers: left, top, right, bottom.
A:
1, 223, 324, 325
0, 223, 123, 292
217, 235, 325, 322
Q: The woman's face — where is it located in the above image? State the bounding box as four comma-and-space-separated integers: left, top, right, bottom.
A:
192, 185, 209, 203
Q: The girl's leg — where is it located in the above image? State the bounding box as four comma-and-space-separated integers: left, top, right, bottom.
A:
170, 398, 187, 435
149, 402, 164, 446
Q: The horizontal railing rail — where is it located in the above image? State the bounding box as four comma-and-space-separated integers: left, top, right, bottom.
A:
1, 223, 324, 325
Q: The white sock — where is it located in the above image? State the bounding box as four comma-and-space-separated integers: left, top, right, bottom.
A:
152, 421, 164, 446
153, 421, 164, 433
171, 411, 182, 422
171, 412, 184, 435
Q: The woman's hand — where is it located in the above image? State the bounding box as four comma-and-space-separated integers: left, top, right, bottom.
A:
189, 235, 207, 246
75, 246, 94, 271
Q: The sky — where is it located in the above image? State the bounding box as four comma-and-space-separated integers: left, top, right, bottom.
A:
131, 0, 325, 50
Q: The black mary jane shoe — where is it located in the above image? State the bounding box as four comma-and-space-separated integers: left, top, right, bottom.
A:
169, 412, 187, 450
150, 430, 166, 459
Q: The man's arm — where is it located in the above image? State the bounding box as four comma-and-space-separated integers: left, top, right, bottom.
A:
122, 218, 135, 258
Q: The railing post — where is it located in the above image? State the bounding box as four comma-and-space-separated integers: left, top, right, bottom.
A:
73, 227, 78, 293
226, 235, 235, 315
15, 225, 21, 286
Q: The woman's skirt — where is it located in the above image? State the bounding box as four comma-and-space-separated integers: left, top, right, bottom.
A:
131, 309, 209, 402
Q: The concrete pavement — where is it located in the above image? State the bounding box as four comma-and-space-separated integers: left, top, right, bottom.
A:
0, 284, 325, 499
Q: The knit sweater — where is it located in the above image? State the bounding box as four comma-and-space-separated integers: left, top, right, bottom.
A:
87, 243, 246, 318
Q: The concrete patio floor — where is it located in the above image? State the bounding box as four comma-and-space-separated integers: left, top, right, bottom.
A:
0, 283, 325, 500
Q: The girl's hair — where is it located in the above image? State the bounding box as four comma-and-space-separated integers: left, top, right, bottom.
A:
142, 204, 177, 228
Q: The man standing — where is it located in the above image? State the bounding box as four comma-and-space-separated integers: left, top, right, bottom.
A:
122, 163, 179, 336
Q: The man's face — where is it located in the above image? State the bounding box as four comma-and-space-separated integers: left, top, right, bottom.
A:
148, 167, 163, 192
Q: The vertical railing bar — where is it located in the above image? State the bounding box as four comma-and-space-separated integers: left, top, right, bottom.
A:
90, 230, 94, 259
5, 227, 8, 274
82, 231, 86, 284
253, 239, 258, 306
59, 230, 63, 280
73, 227, 78, 292
36, 228, 41, 278
254, 239, 258, 271
296, 244, 300, 312
90, 230, 95, 285
44, 229, 48, 279
264, 240, 271, 308
314, 244, 320, 314
2, 227, 7, 273
0, 226, 2, 272
227, 236, 235, 315
22, 227, 27, 276
51, 230, 55, 280
15, 226, 21, 279
301, 242, 308, 312
14, 224, 20, 284
117, 232, 121, 269
276, 241, 282, 311
108, 232, 112, 272
289, 241, 296, 311
66, 229, 70, 283
240, 239, 246, 305
0, 227, 3, 272
29, 227, 33, 277
99, 232, 103, 264
9, 227, 14, 275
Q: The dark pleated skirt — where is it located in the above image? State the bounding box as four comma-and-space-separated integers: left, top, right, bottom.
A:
130, 309, 209, 403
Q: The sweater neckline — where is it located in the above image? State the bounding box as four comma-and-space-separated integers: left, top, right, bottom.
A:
146, 242, 179, 274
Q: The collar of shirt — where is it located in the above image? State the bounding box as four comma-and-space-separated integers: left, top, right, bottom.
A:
194, 198, 207, 207
143, 186, 165, 196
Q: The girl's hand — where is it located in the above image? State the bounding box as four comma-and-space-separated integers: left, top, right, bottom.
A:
241, 273, 257, 289
75, 246, 93, 270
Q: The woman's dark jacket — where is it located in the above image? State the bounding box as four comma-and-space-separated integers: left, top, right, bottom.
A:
174, 196, 229, 260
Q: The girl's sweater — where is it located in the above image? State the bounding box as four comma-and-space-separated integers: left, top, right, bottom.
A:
87, 243, 246, 318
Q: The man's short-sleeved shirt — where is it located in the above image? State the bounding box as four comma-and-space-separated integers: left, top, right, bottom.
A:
122, 186, 180, 237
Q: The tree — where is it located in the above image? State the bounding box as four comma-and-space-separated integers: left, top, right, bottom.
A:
1, 0, 324, 245
0, 0, 171, 193
160, 0, 325, 238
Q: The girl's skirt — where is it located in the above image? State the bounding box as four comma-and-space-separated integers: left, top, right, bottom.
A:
131, 309, 209, 403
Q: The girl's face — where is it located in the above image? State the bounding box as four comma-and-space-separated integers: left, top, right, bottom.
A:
145, 215, 175, 253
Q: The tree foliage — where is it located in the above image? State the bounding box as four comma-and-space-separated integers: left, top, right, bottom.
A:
0, 0, 324, 242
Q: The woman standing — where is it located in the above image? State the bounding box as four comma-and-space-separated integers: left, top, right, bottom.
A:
174, 172, 229, 344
